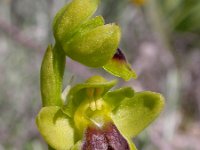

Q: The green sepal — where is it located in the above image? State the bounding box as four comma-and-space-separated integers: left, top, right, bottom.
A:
127, 138, 138, 150
64, 24, 121, 67
103, 49, 137, 81
111, 91, 165, 138
40, 44, 65, 106
36, 106, 75, 150
52, 3, 68, 32
62, 76, 117, 117
71, 141, 82, 150
103, 87, 134, 110
53, 0, 100, 43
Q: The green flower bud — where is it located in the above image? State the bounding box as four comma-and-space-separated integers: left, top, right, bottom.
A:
64, 24, 121, 67
53, 0, 100, 43
68, 16, 105, 41
52, 0, 121, 68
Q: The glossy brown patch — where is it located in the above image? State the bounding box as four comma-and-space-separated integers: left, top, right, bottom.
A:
82, 123, 130, 150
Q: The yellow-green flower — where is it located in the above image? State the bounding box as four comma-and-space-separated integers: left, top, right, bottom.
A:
36, 76, 164, 150
52, 0, 136, 81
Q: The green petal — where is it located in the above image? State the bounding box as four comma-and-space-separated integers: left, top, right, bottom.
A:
64, 24, 121, 67
111, 91, 165, 138
62, 76, 117, 117
103, 48, 137, 81
103, 87, 134, 110
36, 106, 75, 150
53, 0, 100, 43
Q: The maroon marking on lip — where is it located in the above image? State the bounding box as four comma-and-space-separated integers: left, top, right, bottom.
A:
112, 48, 127, 62
82, 126, 108, 150
82, 123, 130, 150
104, 123, 130, 150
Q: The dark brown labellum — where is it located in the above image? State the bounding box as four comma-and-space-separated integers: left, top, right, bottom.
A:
112, 48, 126, 62
82, 123, 130, 150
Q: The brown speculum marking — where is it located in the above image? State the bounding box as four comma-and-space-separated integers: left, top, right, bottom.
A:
82, 122, 130, 150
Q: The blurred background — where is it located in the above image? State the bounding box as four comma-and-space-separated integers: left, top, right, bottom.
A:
0, 0, 200, 149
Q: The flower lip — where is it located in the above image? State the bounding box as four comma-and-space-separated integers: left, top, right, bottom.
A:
103, 48, 137, 80
113, 48, 126, 62
82, 122, 130, 150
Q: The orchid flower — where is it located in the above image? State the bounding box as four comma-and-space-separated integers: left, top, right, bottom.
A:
52, 0, 136, 81
37, 75, 164, 150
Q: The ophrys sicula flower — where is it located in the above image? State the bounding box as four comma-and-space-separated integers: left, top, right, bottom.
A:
37, 76, 164, 150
